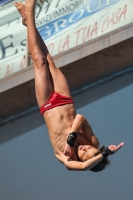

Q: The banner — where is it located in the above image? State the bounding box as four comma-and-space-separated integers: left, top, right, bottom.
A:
0, 0, 133, 80
0, 0, 12, 6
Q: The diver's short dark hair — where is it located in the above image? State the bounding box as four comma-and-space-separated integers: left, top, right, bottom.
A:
89, 146, 110, 172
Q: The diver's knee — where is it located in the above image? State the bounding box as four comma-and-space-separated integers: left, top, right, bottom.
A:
33, 53, 47, 69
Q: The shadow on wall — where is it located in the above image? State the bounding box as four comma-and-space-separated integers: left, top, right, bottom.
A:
0, 69, 133, 144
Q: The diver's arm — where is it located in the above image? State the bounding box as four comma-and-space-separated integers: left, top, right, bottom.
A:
64, 153, 103, 170
63, 114, 85, 156
63, 143, 124, 170
64, 114, 99, 156
71, 114, 100, 148
70, 114, 85, 133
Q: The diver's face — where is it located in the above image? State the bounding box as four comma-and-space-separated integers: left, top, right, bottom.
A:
78, 145, 99, 161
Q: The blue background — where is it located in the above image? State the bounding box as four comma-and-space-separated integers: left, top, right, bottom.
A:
0, 69, 133, 200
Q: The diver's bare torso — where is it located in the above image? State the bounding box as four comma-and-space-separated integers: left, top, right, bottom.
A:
43, 104, 76, 158
42, 103, 94, 163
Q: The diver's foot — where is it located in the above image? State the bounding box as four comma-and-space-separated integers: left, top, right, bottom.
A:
25, 0, 36, 15
15, 2, 27, 26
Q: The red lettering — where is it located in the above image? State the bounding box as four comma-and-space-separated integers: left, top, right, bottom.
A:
119, 4, 127, 21
82, 26, 91, 42
62, 35, 70, 51
115, 8, 121, 23
58, 38, 63, 54
107, 13, 115, 28
75, 28, 84, 46
58, 35, 70, 53
101, 4, 127, 33
90, 22, 98, 39
102, 16, 109, 32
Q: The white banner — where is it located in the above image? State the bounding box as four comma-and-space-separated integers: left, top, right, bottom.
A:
0, 0, 133, 79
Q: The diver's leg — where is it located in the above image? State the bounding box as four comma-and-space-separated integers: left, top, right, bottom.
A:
15, 2, 49, 56
46, 54, 72, 97
31, 29, 72, 97
15, 1, 71, 98
24, 0, 53, 107
33, 30, 71, 97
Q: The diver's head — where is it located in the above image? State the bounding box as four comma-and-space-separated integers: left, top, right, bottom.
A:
78, 145, 99, 161
77, 145, 110, 172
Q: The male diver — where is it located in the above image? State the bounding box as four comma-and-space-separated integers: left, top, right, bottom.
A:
15, 1, 124, 171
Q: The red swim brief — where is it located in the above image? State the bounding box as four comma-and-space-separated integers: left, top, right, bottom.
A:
40, 92, 74, 115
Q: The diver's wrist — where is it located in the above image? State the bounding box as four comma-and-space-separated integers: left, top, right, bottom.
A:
67, 132, 77, 147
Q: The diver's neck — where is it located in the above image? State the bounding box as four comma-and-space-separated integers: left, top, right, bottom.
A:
70, 143, 79, 161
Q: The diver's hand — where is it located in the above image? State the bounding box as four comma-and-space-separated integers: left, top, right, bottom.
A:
108, 142, 124, 154
63, 143, 74, 157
